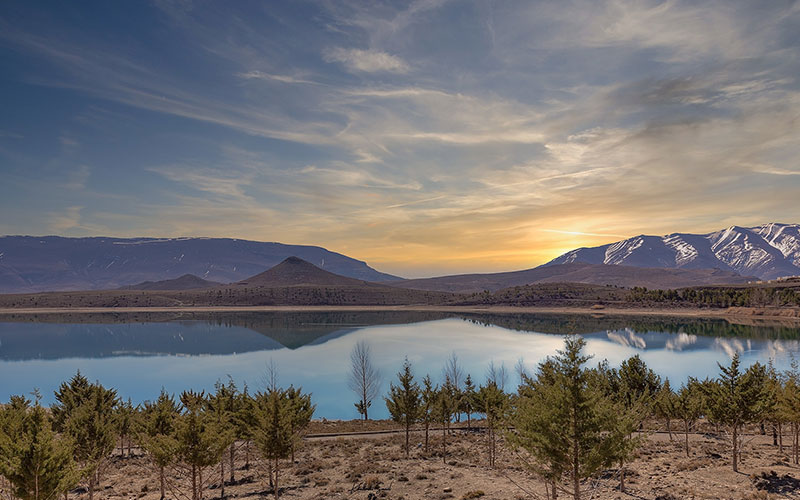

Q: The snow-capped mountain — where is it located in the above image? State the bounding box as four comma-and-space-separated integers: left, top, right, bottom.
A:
545, 223, 800, 280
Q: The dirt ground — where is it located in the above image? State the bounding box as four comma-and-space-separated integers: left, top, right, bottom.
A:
86, 420, 800, 500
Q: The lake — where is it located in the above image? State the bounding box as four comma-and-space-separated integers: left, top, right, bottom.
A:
1, 310, 799, 419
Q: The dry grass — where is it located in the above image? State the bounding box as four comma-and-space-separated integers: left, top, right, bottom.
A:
74, 420, 800, 500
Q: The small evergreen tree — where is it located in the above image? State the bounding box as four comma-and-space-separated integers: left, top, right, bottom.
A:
0, 398, 81, 500
509, 336, 620, 500
461, 374, 477, 429
707, 354, 772, 472
434, 376, 457, 464
674, 378, 704, 457
284, 385, 315, 462
385, 358, 422, 458
251, 387, 294, 500
115, 398, 136, 458
206, 381, 238, 499
176, 391, 229, 500
61, 381, 118, 500
139, 389, 180, 500
653, 379, 678, 441
420, 375, 436, 453
476, 381, 507, 468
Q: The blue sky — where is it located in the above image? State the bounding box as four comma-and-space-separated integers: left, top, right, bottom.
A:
1, 0, 799, 277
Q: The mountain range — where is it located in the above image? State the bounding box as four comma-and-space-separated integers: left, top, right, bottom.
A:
0, 236, 399, 293
385, 262, 755, 293
546, 223, 800, 280
0, 223, 797, 295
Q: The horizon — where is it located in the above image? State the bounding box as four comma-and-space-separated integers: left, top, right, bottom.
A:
1, 1, 799, 277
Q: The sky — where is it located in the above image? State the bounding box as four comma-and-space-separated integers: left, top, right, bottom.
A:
1, 0, 799, 278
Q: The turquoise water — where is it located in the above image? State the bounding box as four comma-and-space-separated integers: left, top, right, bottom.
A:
1, 311, 798, 419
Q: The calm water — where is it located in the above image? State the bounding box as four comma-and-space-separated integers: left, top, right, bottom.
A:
1, 311, 799, 419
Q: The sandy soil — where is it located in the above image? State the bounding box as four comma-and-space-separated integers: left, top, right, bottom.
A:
1, 304, 798, 323
87, 420, 800, 500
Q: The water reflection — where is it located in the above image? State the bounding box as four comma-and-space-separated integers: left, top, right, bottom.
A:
0, 311, 799, 419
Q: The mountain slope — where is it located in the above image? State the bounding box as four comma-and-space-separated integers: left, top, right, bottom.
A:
0, 236, 400, 293
236, 256, 369, 287
546, 223, 800, 280
385, 263, 754, 293
120, 274, 221, 291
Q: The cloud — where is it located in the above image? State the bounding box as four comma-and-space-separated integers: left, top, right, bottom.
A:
65, 165, 91, 190
323, 48, 409, 73
48, 206, 83, 231
236, 71, 322, 85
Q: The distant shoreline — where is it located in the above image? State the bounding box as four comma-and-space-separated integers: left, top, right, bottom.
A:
1, 304, 798, 322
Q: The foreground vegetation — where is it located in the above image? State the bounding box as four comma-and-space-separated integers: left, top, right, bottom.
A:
3, 337, 800, 499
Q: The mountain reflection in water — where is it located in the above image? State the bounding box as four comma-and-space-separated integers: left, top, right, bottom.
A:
1, 311, 798, 418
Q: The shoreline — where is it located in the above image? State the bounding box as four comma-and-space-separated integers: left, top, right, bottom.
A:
0, 304, 798, 322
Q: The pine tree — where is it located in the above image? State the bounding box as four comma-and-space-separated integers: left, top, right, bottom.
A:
206, 380, 237, 498
115, 398, 136, 458
385, 358, 422, 458
251, 387, 295, 500
0, 398, 81, 500
139, 389, 180, 500
674, 378, 704, 457
176, 391, 229, 500
509, 336, 619, 500
51, 372, 91, 433
58, 381, 118, 500
420, 375, 436, 453
461, 374, 477, 429
476, 381, 507, 468
653, 379, 678, 441
284, 385, 315, 462
707, 354, 772, 472
234, 386, 257, 472
434, 376, 457, 464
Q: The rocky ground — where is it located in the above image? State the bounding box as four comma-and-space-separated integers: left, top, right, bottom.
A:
79, 419, 800, 500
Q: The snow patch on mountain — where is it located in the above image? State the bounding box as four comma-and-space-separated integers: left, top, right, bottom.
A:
545, 223, 800, 280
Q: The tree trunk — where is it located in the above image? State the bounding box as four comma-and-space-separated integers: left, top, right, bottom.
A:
442, 422, 447, 464
779, 422, 784, 453
192, 465, 197, 500
405, 420, 410, 458
684, 420, 690, 457
89, 473, 94, 500
424, 420, 429, 453
199, 467, 204, 500
619, 459, 625, 493
273, 457, 279, 500
732, 425, 739, 472
221, 459, 225, 498
230, 444, 235, 483
666, 419, 673, 441
160, 465, 166, 500
773, 422, 778, 446
467, 412, 471, 430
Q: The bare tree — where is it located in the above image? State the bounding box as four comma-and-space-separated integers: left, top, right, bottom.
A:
515, 357, 530, 384
443, 352, 464, 391
486, 360, 508, 392
348, 340, 382, 420
443, 352, 464, 421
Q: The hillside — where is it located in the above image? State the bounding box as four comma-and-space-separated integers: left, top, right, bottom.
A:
235, 256, 368, 287
0, 259, 453, 308
120, 274, 221, 291
546, 223, 800, 280
0, 235, 400, 293
385, 263, 755, 293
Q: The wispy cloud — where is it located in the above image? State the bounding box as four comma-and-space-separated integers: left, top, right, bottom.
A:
323, 48, 409, 73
